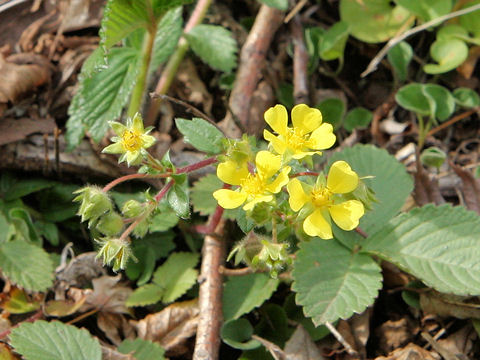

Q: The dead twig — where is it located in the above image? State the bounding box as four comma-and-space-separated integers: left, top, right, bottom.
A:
427, 108, 479, 137
192, 218, 226, 360
361, 3, 480, 77
219, 5, 284, 138
290, 16, 309, 105
325, 321, 359, 357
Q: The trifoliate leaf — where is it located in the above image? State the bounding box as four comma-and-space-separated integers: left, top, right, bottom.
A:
223, 273, 279, 321
0, 241, 53, 292
9, 320, 101, 360
363, 204, 480, 296
185, 24, 238, 72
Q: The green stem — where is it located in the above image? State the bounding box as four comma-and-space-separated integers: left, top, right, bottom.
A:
127, 27, 156, 118
146, 0, 213, 124
417, 114, 426, 150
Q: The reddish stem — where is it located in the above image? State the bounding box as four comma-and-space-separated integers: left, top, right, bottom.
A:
103, 173, 150, 192
196, 184, 231, 235
290, 171, 319, 178
355, 227, 368, 238
176, 157, 217, 174
154, 180, 174, 202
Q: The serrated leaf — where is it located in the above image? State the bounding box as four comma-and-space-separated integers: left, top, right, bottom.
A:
152, 252, 200, 303
151, 7, 183, 68
167, 181, 190, 219
0, 241, 53, 292
190, 174, 236, 219
223, 273, 279, 321
257, 0, 288, 10
100, 0, 149, 50
66, 47, 139, 148
9, 320, 101, 360
118, 338, 165, 360
327, 144, 413, 236
126, 283, 164, 307
152, 0, 192, 16
185, 24, 238, 72
387, 41, 412, 82
292, 239, 382, 325
363, 204, 480, 296
175, 117, 225, 154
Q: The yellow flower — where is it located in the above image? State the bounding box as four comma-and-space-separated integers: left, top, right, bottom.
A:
213, 151, 291, 211
263, 104, 336, 160
287, 161, 364, 239
102, 113, 156, 166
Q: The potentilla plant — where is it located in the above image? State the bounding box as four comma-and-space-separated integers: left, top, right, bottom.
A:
74, 103, 480, 344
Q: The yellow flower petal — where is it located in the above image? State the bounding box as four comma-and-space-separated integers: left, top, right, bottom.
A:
131, 113, 144, 132
217, 160, 249, 186
264, 104, 288, 136
109, 122, 126, 137
292, 151, 321, 159
287, 178, 310, 211
265, 166, 291, 193
327, 161, 359, 194
213, 189, 247, 209
255, 151, 281, 179
102, 142, 124, 154
141, 134, 156, 149
307, 123, 336, 150
291, 104, 322, 135
243, 195, 273, 211
264, 129, 287, 154
303, 209, 333, 239
329, 200, 364, 231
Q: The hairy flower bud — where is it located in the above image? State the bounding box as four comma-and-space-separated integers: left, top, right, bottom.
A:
122, 199, 144, 218
73, 186, 112, 226
95, 238, 134, 272
96, 211, 124, 236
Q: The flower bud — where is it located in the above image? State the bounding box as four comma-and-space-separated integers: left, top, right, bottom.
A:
73, 186, 112, 226
122, 199, 144, 218
95, 238, 134, 272
96, 211, 124, 236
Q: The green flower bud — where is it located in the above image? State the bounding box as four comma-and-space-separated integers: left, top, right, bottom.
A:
95, 238, 135, 272
96, 211, 124, 236
122, 200, 143, 218
73, 186, 112, 226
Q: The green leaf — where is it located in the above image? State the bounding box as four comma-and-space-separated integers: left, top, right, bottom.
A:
316, 98, 345, 129
453, 87, 480, 108
152, 0, 193, 17
221, 319, 261, 350
223, 273, 279, 321
9, 208, 41, 245
100, 0, 149, 50
0, 213, 9, 243
151, 7, 184, 68
327, 144, 413, 236
319, 21, 349, 61
0, 241, 53, 291
394, 0, 452, 21
185, 24, 238, 72
423, 84, 456, 121
387, 41, 412, 82
4, 179, 55, 201
175, 117, 225, 154
167, 181, 190, 219
35, 221, 59, 246
460, 0, 480, 37
424, 39, 469, 74
190, 174, 236, 219
340, 0, 413, 43
118, 338, 165, 360
257, 0, 288, 10
149, 209, 179, 231
395, 83, 432, 116
292, 239, 382, 325
66, 47, 139, 148
126, 283, 165, 307
363, 204, 480, 296
36, 184, 78, 222
343, 107, 372, 132
9, 320, 101, 360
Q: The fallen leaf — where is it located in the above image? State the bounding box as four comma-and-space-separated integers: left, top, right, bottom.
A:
101, 346, 134, 360
375, 318, 413, 354
457, 46, 480, 79
374, 343, 437, 360
450, 162, 480, 215
0, 287, 41, 314
0, 343, 20, 360
436, 325, 476, 359
44, 297, 87, 317
284, 325, 325, 360
413, 149, 445, 206
132, 299, 199, 355
420, 291, 480, 320
97, 312, 136, 346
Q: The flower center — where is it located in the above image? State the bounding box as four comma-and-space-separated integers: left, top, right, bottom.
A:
285, 127, 308, 151
122, 129, 143, 152
311, 186, 332, 208
241, 173, 265, 196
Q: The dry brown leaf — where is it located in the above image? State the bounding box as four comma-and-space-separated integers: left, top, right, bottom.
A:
413, 150, 445, 206
457, 46, 480, 79
284, 325, 325, 360
436, 325, 476, 359
0, 54, 51, 114
375, 318, 414, 354
132, 299, 199, 354
374, 343, 438, 360
44, 296, 87, 317
420, 291, 480, 320
0, 343, 20, 360
0, 118, 56, 146
97, 312, 136, 346
450, 162, 480, 215
350, 309, 372, 358
101, 346, 134, 360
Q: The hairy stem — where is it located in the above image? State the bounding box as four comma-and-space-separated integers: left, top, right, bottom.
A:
127, 26, 156, 117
